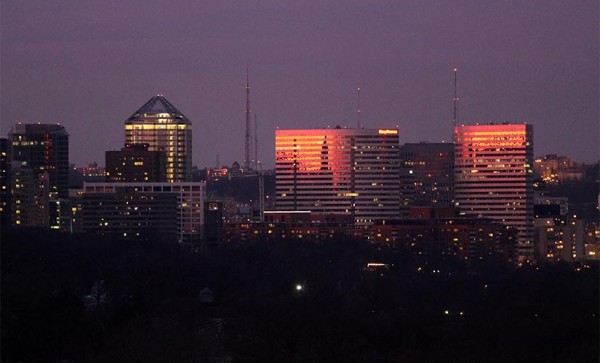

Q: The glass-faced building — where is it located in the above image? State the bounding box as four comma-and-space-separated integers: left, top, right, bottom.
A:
454, 123, 534, 261
124, 95, 192, 182
275, 128, 400, 225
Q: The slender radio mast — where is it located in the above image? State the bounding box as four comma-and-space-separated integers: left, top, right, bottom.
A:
245, 65, 251, 170
254, 113, 258, 170
453, 68, 459, 127
356, 87, 361, 128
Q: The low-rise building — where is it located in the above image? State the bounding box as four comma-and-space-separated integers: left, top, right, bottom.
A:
223, 211, 358, 243
369, 208, 517, 261
81, 182, 205, 244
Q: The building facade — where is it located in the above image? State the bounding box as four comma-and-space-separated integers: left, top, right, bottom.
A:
535, 220, 585, 263
223, 211, 358, 243
81, 182, 206, 244
454, 123, 534, 261
106, 143, 167, 182
399, 142, 454, 208
369, 208, 517, 262
124, 95, 192, 182
8, 123, 70, 229
275, 128, 400, 224
9, 123, 69, 198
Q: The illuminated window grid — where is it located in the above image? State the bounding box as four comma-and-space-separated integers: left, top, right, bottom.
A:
125, 119, 191, 182
275, 129, 400, 225
454, 124, 534, 260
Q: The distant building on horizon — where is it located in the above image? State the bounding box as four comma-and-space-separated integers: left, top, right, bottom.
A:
72, 162, 106, 186
124, 95, 192, 183
534, 154, 585, 184
454, 123, 534, 262
275, 128, 400, 224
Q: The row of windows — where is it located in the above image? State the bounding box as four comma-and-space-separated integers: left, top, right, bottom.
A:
125, 124, 189, 130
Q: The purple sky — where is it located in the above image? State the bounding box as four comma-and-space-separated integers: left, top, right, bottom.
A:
2, 0, 598, 168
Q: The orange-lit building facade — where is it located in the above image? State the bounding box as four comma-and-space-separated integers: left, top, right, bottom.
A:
454, 123, 534, 261
124, 95, 192, 183
275, 128, 400, 224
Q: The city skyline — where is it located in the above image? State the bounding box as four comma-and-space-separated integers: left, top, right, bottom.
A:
1, 1, 598, 168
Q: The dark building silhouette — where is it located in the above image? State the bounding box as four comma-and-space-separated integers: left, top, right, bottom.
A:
0, 138, 9, 226
370, 207, 517, 261
8, 124, 69, 228
81, 187, 179, 242
399, 142, 454, 209
9, 123, 69, 198
223, 211, 356, 243
106, 143, 167, 182
204, 201, 224, 247
81, 182, 206, 244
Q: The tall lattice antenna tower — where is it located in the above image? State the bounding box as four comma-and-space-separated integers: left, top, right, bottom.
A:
254, 113, 258, 170
245, 66, 251, 170
453, 68, 459, 127
356, 87, 361, 128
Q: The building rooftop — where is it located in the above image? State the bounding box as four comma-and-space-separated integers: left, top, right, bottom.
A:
125, 95, 191, 124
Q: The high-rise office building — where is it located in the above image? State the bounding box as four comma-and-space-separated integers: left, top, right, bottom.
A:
275, 128, 400, 224
8, 124, 70, 228
105, 143, 167, 182
9, 123, 69, 198
400, 142, 454, 208
124, 95, 192, 182
454, 123, 534, 261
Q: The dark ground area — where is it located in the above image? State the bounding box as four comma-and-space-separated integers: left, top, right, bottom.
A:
1, 228, 598, 362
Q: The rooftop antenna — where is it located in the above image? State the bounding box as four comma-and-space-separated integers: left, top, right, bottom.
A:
453, 68, 459, 127
356, 87, 361, 128
245, 65, 251, 170
254, 113, 258, 170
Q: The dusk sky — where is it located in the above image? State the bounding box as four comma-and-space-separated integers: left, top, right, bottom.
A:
1, 0, 598, 168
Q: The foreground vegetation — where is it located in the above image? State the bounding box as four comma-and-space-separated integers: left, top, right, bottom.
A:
2, 228, 598, 362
